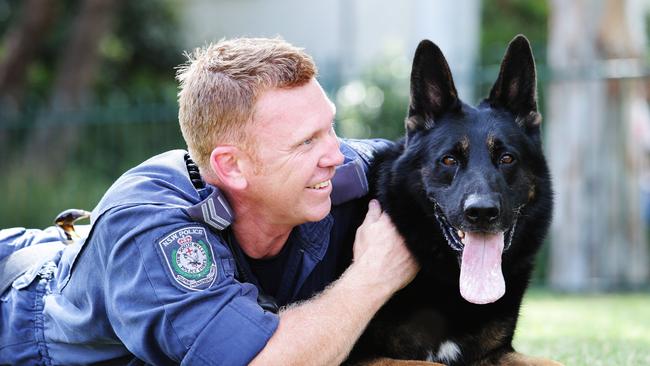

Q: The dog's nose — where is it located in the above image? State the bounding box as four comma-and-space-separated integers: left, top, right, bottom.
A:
463, 194, 500, 225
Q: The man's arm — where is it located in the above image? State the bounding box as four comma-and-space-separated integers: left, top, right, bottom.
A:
250, 199, 419, 365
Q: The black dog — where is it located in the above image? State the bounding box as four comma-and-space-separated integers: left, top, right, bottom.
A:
346, 36, 558, 366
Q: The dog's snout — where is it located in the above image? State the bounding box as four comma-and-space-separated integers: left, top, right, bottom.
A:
463, 194, 500, 225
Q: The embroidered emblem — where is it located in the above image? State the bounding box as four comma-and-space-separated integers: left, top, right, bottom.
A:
159, 226, 217, 290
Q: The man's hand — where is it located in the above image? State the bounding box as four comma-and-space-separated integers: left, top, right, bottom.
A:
351, 199, 420, 295
250, 199, 420, 366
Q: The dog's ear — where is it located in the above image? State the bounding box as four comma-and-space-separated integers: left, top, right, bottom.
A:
487, 35, 541, 134
405, 40, 459, 139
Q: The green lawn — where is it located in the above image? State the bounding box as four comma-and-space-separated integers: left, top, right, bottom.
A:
513, 290, 650, 366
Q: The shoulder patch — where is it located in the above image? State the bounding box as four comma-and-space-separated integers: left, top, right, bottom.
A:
158, 226, 217, 291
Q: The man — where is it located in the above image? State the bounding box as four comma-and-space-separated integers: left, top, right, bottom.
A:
0, 38, 418, 365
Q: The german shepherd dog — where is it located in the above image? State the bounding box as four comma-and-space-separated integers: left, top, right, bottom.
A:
346, 36, 559, 366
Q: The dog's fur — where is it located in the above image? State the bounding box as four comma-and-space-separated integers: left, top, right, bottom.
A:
346, 36, 558, 366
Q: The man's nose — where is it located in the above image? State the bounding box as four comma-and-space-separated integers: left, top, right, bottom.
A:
320, 136, 345, 167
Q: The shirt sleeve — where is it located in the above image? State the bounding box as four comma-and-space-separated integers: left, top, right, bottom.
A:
331, 138, 394, 205
0, 226, 65, 259
95, 204, 279, 365
340, 138, 394, 171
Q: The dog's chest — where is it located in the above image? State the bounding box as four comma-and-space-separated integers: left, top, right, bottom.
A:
426, 340, 462, 364
376, 305, 462, 361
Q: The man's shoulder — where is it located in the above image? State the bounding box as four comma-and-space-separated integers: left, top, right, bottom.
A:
91, 203, 197, 242
340, 138, 394, 167
88, 204, 234, 287
92, 150, 200, 221
331, 139, 394, 206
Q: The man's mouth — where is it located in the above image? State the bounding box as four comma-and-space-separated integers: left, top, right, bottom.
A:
431, 202, 521, 305
307, 180, 331, 190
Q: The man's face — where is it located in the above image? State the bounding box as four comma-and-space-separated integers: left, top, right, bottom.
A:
243, 79, 344, 226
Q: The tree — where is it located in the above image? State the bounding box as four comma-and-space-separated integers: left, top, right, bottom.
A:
547, 0, 650, 291
0, 0, 58, 112
23, 0, 123, 172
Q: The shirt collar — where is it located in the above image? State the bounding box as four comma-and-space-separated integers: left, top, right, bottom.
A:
291, 215, 333, 261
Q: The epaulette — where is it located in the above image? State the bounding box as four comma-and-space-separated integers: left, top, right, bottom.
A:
185, 188, 234, 231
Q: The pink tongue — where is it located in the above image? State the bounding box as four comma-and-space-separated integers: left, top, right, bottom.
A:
459, 232, 505, 304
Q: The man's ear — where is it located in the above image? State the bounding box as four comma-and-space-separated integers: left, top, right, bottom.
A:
209, 146, 248, 190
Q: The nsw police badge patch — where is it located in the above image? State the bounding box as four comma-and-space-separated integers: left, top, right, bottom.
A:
158, 226, 217, 291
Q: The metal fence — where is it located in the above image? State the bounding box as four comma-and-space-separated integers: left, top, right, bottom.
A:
0, 101, 183, 228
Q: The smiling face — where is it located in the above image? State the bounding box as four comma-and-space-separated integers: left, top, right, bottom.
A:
242, 79, 344, 226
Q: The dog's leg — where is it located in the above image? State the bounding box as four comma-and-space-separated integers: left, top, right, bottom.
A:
355, 358, 445, 366
495, 352, 564, 366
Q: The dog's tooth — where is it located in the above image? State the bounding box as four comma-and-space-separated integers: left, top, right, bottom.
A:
458, 230, 465, 239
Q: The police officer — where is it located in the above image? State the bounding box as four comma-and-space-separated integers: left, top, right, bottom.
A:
0, 38, 419, 365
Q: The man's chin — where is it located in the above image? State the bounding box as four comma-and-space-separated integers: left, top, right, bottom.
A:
304, 199, 332, 222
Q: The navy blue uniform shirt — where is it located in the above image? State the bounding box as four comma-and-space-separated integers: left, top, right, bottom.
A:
0, 139, 390, 365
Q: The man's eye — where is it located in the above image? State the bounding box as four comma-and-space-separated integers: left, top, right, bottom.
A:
302, 138, 314, 146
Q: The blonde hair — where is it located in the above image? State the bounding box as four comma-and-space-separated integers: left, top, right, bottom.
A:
176, 37, 317, 178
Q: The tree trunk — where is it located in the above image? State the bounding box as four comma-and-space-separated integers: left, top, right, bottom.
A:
0, 0, 58, 112
547, 0, 650, 291
0, 0, 58, 171
23, 0, 122, 174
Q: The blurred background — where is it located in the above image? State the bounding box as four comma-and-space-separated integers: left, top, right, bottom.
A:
1, 0, 649, 293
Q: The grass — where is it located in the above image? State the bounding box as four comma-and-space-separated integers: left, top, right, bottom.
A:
513, 289, 650, 366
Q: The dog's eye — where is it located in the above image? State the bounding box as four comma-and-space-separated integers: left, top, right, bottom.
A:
499, 153, 515, 165
441, 156, 458, 166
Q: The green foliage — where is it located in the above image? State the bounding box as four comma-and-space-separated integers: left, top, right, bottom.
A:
481, 0, 548, 67
0, 0, 186, 228
94, 0, 184, 103
0, 0, 183, 106
0, 113, 182, 228
335, 56, 410, 141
